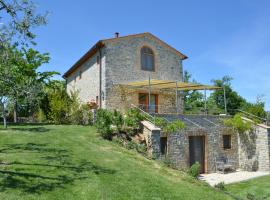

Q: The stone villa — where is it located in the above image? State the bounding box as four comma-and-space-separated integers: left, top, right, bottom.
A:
63, 32, 270, 174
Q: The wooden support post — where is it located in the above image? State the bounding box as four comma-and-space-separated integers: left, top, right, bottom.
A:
148, 75, 151, 113
204, 88, 207, 115
223, 86, 227, 115
176, 81, 178, 114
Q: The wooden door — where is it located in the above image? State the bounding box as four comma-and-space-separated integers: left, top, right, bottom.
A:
189, 136, 205, 173
138, 93, 158, 113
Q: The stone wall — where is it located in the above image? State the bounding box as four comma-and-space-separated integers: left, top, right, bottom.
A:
238, 124, 270, 171
66, 33, 185, 112
106, 85, 183, 114
66, 49, 106, 107
166, 127, 238, 173
104, 34, 184, 112
141, 121, 161, 158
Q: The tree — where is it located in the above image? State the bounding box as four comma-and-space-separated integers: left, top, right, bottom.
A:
0, 46, 58, 124
182, 71, 204, 114
0, 1, 49, 127
210, 76, 245, 115
0, 0, 47, 46
241, 95, 267, 119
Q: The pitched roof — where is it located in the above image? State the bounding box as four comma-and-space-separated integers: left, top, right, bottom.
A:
63, 32, 188, 78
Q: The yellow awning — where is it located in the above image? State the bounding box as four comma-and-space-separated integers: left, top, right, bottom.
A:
119, 79, 221, 91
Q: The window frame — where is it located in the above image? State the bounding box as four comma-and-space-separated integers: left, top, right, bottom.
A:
140, 46, 155, 72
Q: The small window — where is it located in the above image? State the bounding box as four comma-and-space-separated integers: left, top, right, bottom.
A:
79, 71, 82, 79
74, 75, 77, 83
97, 56, 100, 64
141, 47, 154, 71
96, 96, 99, 105
223, 135, 231, 149
160, 137, 167, 155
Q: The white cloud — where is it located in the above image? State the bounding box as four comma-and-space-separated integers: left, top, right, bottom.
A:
192, 16, 270, 110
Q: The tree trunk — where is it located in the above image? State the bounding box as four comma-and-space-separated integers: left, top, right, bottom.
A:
1, 102, 7, 129
13, 100, 17, 123
3, 112, 7, 128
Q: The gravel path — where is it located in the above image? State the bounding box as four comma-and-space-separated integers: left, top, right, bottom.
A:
199, 170, 270, 186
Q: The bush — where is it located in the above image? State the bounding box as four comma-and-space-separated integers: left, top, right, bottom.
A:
48, 90, 70, 124
164, 120, 185, 133
112, 110, 124, 132
224, 113, 252, 134
246, 193, 256, 200
188, 162, 201, 178
95, 109, 113, 140
214, 182, 226, 191
124, 108, 145, 136
124, 108, 145, 128
154, 117, 168, 128
37, 108, 47, 123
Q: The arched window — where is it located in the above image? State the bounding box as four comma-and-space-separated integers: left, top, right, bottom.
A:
141, 47, 155, 71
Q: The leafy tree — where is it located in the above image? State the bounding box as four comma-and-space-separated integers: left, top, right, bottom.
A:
210, 76, 245, 115
0, 46, 58, 123
241, 96, 267, 119
0, 0, 47, 45
0, 0, 48, 127
8, 47, 57, 122
182, 71, 204, 114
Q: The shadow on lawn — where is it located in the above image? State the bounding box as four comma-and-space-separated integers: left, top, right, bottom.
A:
9, 127, 50, 133
0, 143, 116, 194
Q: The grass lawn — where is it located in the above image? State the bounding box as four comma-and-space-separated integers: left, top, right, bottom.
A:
0, 124, 232, 200
226, 175, 270, 199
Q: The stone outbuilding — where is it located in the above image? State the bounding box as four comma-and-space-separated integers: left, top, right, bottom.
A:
142, 115, 270, 174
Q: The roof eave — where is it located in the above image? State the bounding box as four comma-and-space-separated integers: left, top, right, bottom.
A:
63, 41, 105, 79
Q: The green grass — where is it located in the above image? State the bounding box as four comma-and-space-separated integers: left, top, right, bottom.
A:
0, 124, 232, 200
226, 175, 270, 199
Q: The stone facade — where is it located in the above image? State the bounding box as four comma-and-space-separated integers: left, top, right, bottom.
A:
104, 34, 184, 113
141, 121, 161, 158
166, 127, 238, 173
238, 124, 270, 171
143, 116, 270, 174
65, 33, 185, 113
66, 49, 106, 108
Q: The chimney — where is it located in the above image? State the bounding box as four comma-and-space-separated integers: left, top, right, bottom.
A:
114, 32, 119, 38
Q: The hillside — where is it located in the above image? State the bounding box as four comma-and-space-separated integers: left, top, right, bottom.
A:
0, 124, 231, 200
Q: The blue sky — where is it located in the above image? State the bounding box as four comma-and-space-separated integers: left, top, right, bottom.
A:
34, 0, 270, 110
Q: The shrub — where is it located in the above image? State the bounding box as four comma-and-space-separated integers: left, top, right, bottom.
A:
81, 104, 93, 125
224, 113, 252, 134
124, 108, 145, 136
188, 162, 201, 178
246, 193, 256, 200
154, 117, 168, 128
112, 110, 124, 133
214, 182, 226, 191
37, 108, 47, 123
95, 109, 113, 140
164, 120, 185, 133
48, 90, 70, 124
154, 117, 185, 134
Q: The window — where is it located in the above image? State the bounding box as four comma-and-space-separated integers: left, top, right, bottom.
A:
141, 47, 154, 71
223, 135, 231, 149
79, 71, 82, 80
160, 137, 167, 155
97, 56, 100, 64
96, 96, 99, 106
